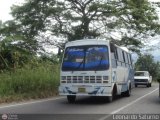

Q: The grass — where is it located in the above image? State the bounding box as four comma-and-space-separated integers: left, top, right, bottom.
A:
0, 62, 60, 103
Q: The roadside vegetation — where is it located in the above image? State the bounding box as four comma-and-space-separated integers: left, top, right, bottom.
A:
0, 54, 60, 103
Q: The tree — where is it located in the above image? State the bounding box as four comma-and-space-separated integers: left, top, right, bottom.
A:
0, 20, 39, 53
9, 0, 160, 53
0, 21, 35, 70
135, 54, 160, 80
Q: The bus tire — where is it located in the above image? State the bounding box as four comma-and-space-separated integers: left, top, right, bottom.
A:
108, 96, 113, 103
150, 83, 152, 87
67, 95, 76, 103
135, 84, 137, 88
108, 85, 117, 102
125, 84, 131, 97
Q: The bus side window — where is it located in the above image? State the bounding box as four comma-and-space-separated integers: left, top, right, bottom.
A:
118, 49, 123, 66
111, 52, 117, 68
114, 48, 118, 60
110, 43, 117, 68
110, 43, 115, 53
127, 54, 132, 68
116, 48, 121, 66
129, 54, 133, 68
124, 52, 129, 67
127, 54, 130, 64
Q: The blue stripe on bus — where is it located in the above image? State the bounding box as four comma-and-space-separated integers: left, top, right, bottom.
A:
67, 51, 84, 56
63, 60, 109, 68
85, 60, 109, 68
67, 48, 108, 56
62, 62, 83, 68
87, 48, 108, 52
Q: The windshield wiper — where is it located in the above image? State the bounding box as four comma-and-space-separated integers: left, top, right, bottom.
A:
74, 50, 86, 71
75, 58, 85, 71
95, 56, 103, 72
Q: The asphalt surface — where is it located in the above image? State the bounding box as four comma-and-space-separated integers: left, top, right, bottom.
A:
0, 83, 159, 120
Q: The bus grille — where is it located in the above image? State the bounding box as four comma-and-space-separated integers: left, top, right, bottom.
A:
61, 76, 106, 83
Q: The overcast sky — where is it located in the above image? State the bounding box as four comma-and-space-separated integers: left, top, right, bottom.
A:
0, 0, 24, 22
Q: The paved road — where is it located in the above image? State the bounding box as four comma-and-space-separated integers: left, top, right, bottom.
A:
0, 83, 159, 120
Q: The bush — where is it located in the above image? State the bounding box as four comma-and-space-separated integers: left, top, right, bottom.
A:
0, 62, 60, 101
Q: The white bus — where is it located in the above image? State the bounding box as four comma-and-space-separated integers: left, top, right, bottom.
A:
59, 39, 134, 103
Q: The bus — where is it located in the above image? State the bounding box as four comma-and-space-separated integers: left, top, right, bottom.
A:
59, 39, 134, 103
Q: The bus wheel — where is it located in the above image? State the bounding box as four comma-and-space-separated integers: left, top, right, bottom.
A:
125, 84, 131, 97
67, 95, 76, 103
107, 95, 113, 102
108, 86, 117, 102
150, 83, 152, 87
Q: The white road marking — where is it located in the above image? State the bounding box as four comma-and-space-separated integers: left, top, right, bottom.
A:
0, 96, 65, 109
99, 88, 158, 120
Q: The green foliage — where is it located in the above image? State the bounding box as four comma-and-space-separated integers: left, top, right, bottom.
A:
0, 39, 33, 70
0, 62, 59, 101
135, 54, 160, 80
39, 54, 59, 64
0, 20, 39, 70
8, 0, 160, 53
0, 44, 60, 102
157, 74, 160, 83
0, 20, 39, 53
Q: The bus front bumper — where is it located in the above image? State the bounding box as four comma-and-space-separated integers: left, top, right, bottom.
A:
59, 84, 112, 96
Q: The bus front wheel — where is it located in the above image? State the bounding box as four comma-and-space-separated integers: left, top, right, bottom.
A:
67, 95, 76, 103
108, 85, 117, 102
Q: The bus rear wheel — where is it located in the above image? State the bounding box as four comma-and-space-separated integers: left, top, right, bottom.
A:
67, 95, 76, 103
149, 83, 152, 87
125, 84, 131, 97
135, 84, 137, 87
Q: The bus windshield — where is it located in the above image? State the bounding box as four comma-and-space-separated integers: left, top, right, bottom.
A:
62, 45, 109, 71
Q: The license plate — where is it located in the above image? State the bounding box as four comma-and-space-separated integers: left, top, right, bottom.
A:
78, 88, 86, 93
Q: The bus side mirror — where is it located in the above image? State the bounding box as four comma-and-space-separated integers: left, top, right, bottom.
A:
110, 43, 115, 53
58, 48, 62, 56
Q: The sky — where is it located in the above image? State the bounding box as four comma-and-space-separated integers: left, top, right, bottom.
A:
0, 0, 25, 22
0, 0, 160, 59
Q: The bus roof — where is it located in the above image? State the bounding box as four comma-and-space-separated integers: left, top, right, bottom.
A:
65, 39, 110, 47
120, 47, 130, 52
